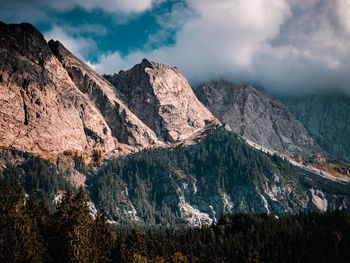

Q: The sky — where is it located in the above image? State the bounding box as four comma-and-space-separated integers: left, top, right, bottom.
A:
1, 0, 350, 95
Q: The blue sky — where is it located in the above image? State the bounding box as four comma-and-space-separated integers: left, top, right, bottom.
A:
1, 0, 350, 95
35, 1, 184, 62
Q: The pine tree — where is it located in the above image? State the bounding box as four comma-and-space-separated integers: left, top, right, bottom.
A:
21, 192, 45, 262
90, 209, 114, 262
51, 188, 94, 262
0, 183, 45, 262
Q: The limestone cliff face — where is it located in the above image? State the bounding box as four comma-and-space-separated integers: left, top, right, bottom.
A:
0, 22, 117, 158
48, 40, 160, 149
104, 59, 220, 143
195, 79, 322, 156
0, 22, 218, 160
195, 79, 350, 178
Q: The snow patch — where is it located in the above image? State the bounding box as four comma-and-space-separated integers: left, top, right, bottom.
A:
192, 179, 198, 194
119, 202, 140, 221
121, 186, 129, 196
182, 182, 188, 190
88, 201, 98, 219
265, 185, 279, 202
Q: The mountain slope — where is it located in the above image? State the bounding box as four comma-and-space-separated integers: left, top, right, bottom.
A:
0, 22, 117, 159
104, 60, 220, 143
91, 129, 350, 227
281, 94, 350, 163
195, 79, 322, 156
48, 40, 161, 150
0, 22, 219, 162
195, 79, 350, 178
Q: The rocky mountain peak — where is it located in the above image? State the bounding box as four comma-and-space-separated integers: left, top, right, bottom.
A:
0, 22, 52, 66
195, 79, 350, 177
47, 39, 161, 149
140, 58, 154, 68
0, 22, 120, 160
0, 22, 219, 162
104, 60, 220, 143
195, 79, 324, 156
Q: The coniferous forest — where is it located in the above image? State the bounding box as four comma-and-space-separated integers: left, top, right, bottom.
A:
1, 130, 350, 262
0, 182, 350, 263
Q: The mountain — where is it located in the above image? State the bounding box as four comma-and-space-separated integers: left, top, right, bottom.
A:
48, 40, 161, 151
194, 79, 323, 156
103, 59, 220, 143
0, 22, 117, 160
281, 94, 350, 163
90, 129, 350, 227
0, 22, 218, 163
1, 22, 350, 229
195, 79, 350, 178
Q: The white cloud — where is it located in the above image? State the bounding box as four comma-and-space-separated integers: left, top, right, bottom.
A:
89, 0, 350, 94
91, 0, 291, 84
0, 0, 158, 25
48, 0, 154, 13
44, 26, 98, 60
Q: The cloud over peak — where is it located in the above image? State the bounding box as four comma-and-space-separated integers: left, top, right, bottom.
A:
2, 0, 350, 94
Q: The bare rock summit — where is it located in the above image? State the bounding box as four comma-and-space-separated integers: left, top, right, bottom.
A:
0, 22, 117, 159
0, 22, 218, 161
48, 40, 161, 150
104, 59, 220, 143
195, 79, 350, 177
195, 79, 322, 157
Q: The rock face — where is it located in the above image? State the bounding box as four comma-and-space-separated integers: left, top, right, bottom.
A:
48, 40, 160, 149
195, 79, 322, 157
281, 94, 350, 163
0, 22, 117, 158
104, 60, 220, 143
195, 79, 350, 178
0, 22, 218, 160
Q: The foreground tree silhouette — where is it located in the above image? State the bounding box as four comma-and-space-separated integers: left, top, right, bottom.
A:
51, 187, 93, 263
90, 209, 114, 262
0, 183, 44, 262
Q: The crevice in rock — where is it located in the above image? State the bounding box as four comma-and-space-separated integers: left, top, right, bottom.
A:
23, 101, 29, 125
21, 80, 30, 126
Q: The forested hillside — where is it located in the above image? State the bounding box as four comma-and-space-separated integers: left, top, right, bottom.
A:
0, 156, 72, 202
1, 129, 349, 229
1, 184, 349, 262
91, 129, 350, 228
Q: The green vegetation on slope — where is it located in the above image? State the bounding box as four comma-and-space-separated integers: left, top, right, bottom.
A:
1, 184, 349, 263
91, 129, 349, 228
0, 156, 72, 200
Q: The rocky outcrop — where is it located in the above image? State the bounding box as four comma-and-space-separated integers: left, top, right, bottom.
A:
195, 79, 350, 178
195, 79, 322, 156
0, 22, 117, 159
104, 59, 220, 143
48, 40, 161, 149
0, 22, 219, 161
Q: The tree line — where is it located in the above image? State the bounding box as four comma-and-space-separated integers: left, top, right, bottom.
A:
1, 182, 349, 262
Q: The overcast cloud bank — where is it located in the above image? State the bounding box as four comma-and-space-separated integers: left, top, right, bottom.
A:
90, 0, 350, 94
1, 0, 350, 94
